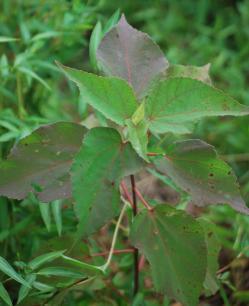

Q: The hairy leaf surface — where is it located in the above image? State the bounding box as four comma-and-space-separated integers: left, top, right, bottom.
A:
97, 15, 168, 99
58, 63, 138, 126
130, 204, 207, 306
0, 122, 86, 201
155, 139, 249, 214
72, 127, 143, 236
146, 78, 249, 134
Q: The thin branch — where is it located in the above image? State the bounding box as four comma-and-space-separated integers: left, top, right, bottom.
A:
138, 255, 145, 272
92, 248, 134, 257
147, 152, 161, 156
134, 187, 153, 211
130, 175, 139, 296
120, 181, 134, 208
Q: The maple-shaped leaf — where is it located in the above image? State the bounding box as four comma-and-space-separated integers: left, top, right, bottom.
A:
97, 15, 168, 99
0, 122, 86, 201
71, 127, 143, 236
130, 204, 207, 306
154, 139, 249, 214
145, 78, 249, 134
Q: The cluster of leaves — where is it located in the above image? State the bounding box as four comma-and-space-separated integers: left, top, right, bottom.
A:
0, 13, 249, 305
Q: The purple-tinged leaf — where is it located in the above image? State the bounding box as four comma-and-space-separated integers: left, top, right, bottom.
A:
154, 139, 249, 214
97, 15, 168, 99
130, 204, 207, 306
0, 122, 86, 201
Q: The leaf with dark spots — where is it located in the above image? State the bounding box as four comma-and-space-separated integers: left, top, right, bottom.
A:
145, 77, 249, 134
97, 15, 168, 99
71, 127, 143, 237
0, 122, 86, 201
130, 204, 207, 306
154, 139, 249, 214
198, 218, 221, 296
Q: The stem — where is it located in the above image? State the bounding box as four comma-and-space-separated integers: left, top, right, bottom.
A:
120, 181, 134, 208
101, 202, 128, 272
92, 248, 134, 257
130, 175, 139, 296
147, 152, 161, 156
134, 187, 153, 211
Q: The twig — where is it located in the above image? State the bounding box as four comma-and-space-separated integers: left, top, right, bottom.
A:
138, 255, 146, 272
92, 248, 134, 257
130, 175, 139, 296
134, 187, 153, 211
120, 181, 134, 208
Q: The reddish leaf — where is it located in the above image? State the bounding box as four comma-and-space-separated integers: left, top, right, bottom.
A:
97, 15, 168, 99
0, 122, 86, 201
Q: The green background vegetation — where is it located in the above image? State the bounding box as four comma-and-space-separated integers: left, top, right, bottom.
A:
0, 0, 249, 305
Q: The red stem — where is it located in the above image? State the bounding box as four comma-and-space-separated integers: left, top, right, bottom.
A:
134, 188, 153, 211
138, 255, 145, 271
147, 152, 160, 156
92, 248, 134, 257
120, 181, 134, 208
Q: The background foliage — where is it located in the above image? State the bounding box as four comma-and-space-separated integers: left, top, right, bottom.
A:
0, 0, 249, 305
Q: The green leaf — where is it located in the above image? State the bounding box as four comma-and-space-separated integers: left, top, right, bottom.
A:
166, 64, 212, 85
154, 139, 249, 214
17, 274, 36, 304
0, 122, 86, 201
126, 119, 149, 161
89, 21, 102, 71
36, 267, 85, 279
51, 200, 62, 236
145, 78, 249, 134
28, 250, 65, 270
97, 15, 168, 99
0, 282, 12, 306
199, 218, 221, 296
61, 255, 102, 273
18, 66, 51, 90
57, 63, 138, 126
71, 127, 143, 236
130, 204, 207, 306
131, 103, 145, 125
103, 9, 120, 34
32, 281, 54, 292
31, 31, 61, 41
0, 54, 9, 78
0, 256, 29, 287
0, 36, 18, 43
39, 202, 51, 232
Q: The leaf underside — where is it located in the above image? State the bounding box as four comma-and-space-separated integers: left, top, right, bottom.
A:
97, 15, 169, 99
0, 122, 86, 201
155, 139, 249, 214
130, 204, 207, 306
71, 127, 143, 237
145, 77, 249, 134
